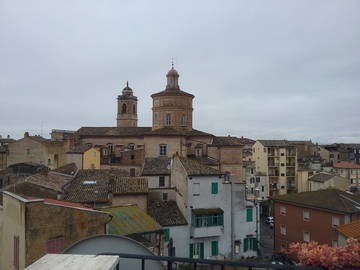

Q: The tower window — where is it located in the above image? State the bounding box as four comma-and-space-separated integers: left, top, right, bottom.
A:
133, 104, 136, 114
181, 115, 186, 126
165, 114, 171, 126
159, 144, 167, 156
122, 103, 127, 113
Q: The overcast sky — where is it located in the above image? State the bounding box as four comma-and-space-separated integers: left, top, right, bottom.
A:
1, 0, 359, 143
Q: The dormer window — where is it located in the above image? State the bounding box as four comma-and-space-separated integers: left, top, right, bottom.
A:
165, 114, 171, 126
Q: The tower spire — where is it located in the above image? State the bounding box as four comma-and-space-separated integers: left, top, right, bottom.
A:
171, 57, 174, 69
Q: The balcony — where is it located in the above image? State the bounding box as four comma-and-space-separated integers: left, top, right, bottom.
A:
286, 149, 296, 157
192, 226, 223, 238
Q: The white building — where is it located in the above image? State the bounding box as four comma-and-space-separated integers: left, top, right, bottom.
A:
148, 155, 259, 260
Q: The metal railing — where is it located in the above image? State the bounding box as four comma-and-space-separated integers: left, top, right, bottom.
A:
97, 252, 353, 270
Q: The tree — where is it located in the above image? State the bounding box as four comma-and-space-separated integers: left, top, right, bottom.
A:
288, 239, 360, 269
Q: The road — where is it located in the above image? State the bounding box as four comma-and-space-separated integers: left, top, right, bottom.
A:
258, 216, 274, 260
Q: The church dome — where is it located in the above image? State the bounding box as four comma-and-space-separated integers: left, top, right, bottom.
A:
166, 68, 179, 77
122, 81, 133, 95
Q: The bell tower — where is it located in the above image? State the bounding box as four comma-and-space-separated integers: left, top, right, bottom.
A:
117, 82, 138, 127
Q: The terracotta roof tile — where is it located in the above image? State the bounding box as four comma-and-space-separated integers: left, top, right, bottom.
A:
212, 136, 254, 146
76, 127, 152, 137
334, 162, 360, 169
272, 189, 360, 214
336, 219, 360, 239
51, 163, 78, 176
179, 156, 222, 176
142, 157, 171, 176
148, 201, 187, 226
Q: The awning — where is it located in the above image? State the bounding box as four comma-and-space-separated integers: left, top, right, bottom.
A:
192, 208, 223, 215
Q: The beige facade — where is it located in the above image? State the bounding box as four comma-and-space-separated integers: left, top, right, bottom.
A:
7, 134, 70, 169
296, 169, 316, 193
117, 82, 138, 127
253, 140, 297, 196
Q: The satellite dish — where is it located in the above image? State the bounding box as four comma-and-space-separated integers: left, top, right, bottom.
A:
63, 234, 164, 270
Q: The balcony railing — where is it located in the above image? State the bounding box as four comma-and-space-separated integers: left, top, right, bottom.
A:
97, 252, 351, 270
192, 225, 223, 238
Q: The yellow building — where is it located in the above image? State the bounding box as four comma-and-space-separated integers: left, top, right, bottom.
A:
252, 140, 297, 196
66, 146, 100, 169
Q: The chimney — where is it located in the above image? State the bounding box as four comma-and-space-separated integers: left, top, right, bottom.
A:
7, 135, 10, 138
24, 132, 29, 137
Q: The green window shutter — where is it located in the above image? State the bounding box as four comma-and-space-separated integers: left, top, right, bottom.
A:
243, 238, 248, 252
211, 241, 218, 256
164, 228, 170, 242
219, 213, 224, 226
211, 182, 218, 194
200, 242, 204, 259
246, 208, 253, 222
189, 243, 194, 258
253, 238, 258, 251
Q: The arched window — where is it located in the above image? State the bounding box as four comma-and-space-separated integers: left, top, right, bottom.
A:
133, 104, 136, 114
165, 114, 171, 126
181, 115, 186, 126
122, 103, 127, 113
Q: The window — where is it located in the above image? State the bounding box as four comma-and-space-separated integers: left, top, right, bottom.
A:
281, 173, 285, 176
162, 193, 168, 201
163, 228, 170, 242
281, 163, 285, 166
159, 144, 167, 156
108, 143, 113, 153
159, 176, 165, 187
190, 242, 204, 259
345, 215, 351, 224
303, 232, 310, 242
280, 242, 287, 252
13, 236, 19, 270
193, 213, 223, 227
261, 186, 264, 192
211, 182, 218, 194
280, 225, 286, 235
90, 164, 95, 169
246, 207, 253, 222
26, 148, 30, 155
93, 151, 96, 157
131, 155, 135, 160
263, 148, 266, 153
303, 210, 310, 221
332, 216, 340, 227
47, 237, 65, 254
211, 241, 218, 256
133, 104, 136, 114
122, 103, 127, 113
332, 240, 338, 248
0, 179, 3, 188
165, 114, 171, 126
234, 240, 241, 254
280, 206, 286, 216
243, 238, 257, 252
181, 115, 186, 126
193, 183, 200, 195
130, 168, 136, 177
47, 159, 51, 166
128, 143, 135, 150
256, 177, 260, 183
281, 153, 285, 156
103, 148, 108, 156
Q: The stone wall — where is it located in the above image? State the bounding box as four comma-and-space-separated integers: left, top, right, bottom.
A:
25, 202, 109, 266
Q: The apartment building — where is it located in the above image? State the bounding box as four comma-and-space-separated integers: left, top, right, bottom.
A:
253, 140, 297, 196
272, 189, 360, 254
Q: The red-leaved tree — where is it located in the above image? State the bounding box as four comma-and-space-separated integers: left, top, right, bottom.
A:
288, 238, 360, 269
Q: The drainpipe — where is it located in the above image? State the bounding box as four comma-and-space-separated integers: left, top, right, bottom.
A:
230, 174, 234, 260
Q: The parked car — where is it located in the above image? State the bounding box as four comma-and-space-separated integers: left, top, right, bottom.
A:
269, 221, 274, 229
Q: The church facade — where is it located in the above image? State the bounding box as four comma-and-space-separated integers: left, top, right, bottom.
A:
74, 67, 244, 183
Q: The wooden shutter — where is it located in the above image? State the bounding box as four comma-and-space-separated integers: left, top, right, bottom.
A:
253, 238, 258, 250
13, 236, 19, 270
189, 243, 194, 258
243, 238, 248, 252
163, 228, 170, 242
200, 242, 204, 259
246, 208, 253, 222
211, 183, 218, 194
211, 241, 218, 256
